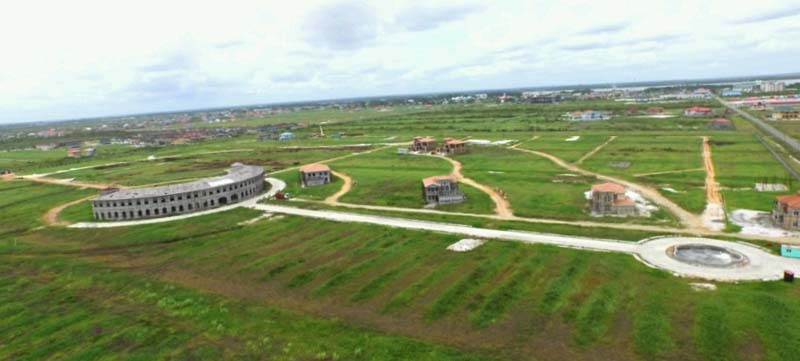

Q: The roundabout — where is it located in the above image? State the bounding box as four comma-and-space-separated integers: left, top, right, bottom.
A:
637, 237, 798, 281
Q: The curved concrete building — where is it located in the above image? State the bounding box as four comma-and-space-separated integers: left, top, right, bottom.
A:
91, 163, 265, 220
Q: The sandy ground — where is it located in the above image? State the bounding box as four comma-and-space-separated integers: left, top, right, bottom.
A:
576, 135, 616, 164
20, 175, 119, 190
324, 170, 353, 204
438, 155, 514, 218
584, 189, 658, 217
633, 167, 705, 178
729, 209, 800, 238
509, 145, 704, 230
565, 136, 580, 142
701, 136, 726, 231
446, 238, 486, 252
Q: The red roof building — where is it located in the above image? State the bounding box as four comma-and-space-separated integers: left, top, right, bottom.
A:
591, 182, 636, 216
684, 106, 713, 116
773, 194, 800, 230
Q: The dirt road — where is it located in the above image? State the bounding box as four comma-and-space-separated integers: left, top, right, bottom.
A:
701, 136, 725, 231
43, 195, 95, 226
324, 170, 353, 204
634, 168, 705, 178
437, 156, 514, 218
21, 176, 120, 190
576, 135, 616, 164
509, 145, 704, 230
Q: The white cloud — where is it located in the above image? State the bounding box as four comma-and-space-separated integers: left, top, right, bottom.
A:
0, 0, 799, 123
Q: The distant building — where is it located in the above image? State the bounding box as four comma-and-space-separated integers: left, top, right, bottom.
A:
36, 143, 56, 151
564, 110, 612, 121
440, 138, 467, 154
278, 132, 296, 141
410, 136, 437, 152
422, 176, 465, 205
760, 81, 786, 93
684, 106, 713, 116
709, 118, 734, 130
721, 89, 742, 97
67, 147, 81, 157
773, 194, 800, 230
646, 107, 665, 115
590, 182, 636, 216
770, 111, 800, 121
299, 163, 331, 187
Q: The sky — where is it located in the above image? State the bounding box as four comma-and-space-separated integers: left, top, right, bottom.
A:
1, 0, 800, 124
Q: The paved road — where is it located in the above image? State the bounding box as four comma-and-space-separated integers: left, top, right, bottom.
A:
251, 203, 800, 281
67, 177, 800, 281
714, 94, 800, 153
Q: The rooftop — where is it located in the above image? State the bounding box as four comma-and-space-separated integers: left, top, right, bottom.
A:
423, 175, 456, 187
414, 136, 436, 143
95, 163, 264, 200
300, 163, 331, 173
777, 194, 800, 208
592, 182, 626, 194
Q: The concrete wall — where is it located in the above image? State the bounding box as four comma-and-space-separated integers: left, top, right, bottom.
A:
91, 172, 265, 220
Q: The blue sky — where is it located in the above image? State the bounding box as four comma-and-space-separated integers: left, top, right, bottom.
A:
1, 0, 799, 123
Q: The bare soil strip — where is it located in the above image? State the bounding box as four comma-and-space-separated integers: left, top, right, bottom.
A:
508, 145, 703, 230
324, 170, 353, 204
701, 136, 725, 231
20, 176, 120, 190
43, 195, 95, 226
438, 156, 514, 218
702, 137, 723, 205
576, 135, 617, 164
633, 168, 705, 178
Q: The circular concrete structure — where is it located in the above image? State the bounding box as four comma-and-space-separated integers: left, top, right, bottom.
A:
669, 244, 748, 268
638, 237, 798, 281
91, 163, 264, 221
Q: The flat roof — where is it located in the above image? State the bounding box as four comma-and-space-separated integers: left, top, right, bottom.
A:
95, 164, 264, 200
299, 163, 330, 173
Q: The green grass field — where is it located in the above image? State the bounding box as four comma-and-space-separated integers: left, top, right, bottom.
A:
3, 182, 800, 360
3, 97, 800, 360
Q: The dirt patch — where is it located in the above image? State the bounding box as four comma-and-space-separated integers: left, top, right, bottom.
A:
324, 170, 353, 205
43, 195, 95, 226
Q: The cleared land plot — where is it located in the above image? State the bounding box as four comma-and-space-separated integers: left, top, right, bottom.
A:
48, 148, 359, 186
325, 148, 495, 214
516, 134, 614, 163
7, 201, 800, 361
581, 134, 707, 214
710, 133, 798, 211
453, 147, 676, 224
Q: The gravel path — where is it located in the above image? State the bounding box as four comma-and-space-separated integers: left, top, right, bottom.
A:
324, 170, 353, 204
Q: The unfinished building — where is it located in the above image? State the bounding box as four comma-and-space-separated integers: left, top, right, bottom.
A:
773, 194, 800, 230
422, 175, 466, 205
440, 138, 467, 154
410, 136, 437, 152
590, 182, 636, 216
299, 163, 331, 187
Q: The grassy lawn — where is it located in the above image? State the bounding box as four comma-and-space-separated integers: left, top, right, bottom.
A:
326, 148, 495, 213
453, 147, 677, 225
3, 193, 799, 360
48, 147, 360, 186
711, 133, 798, 211
519, 133, 613, 163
